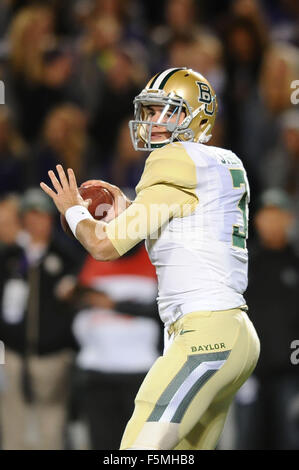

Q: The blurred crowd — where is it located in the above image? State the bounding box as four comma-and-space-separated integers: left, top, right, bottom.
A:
0, 0, 298, 450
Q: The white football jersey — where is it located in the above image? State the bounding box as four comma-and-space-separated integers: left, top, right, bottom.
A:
143, 141, 250, 327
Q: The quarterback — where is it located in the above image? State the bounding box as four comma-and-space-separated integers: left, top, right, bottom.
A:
41, 67, 260, 450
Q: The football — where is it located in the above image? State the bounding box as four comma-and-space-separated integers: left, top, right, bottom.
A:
60, 185, 114, 238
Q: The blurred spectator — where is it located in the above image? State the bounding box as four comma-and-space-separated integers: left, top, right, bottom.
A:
167, 32, 225, 96
150, 0, 207, 71
8, 4, 54, 80
0, 0, 78, 36
0, 188, 79, 449
5, 6, 85, 143
259, 42, 298, 115
74, 0, 131, 28
235, 41, 299, 216
262, 108, 299, 252
73, 0, 146, 41
263, 109, 299, 202
231, 0, 268, 34
222, 15, 268, 151
77, 4, 148, 115
77, 13, 125, 115
233, 188, 299, 449
89, 45, 146, 160
42, 44, 74, 89
0, 193, 22, 248
71, 243, 161, 450
219, 1, 269, 216
151, 0, 203, 49
26, 104, 99, 188
5, 5, 55, 141
37, 41, 85, 114
0, 106, 27, 196
105, 116, 146, 189
92, 0, 130, 20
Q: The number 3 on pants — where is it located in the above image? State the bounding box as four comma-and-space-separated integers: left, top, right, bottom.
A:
230, 169, 249, 249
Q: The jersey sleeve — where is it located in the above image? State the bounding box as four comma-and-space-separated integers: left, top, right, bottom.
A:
105, 143, 199, 256
135, 142, 198, 196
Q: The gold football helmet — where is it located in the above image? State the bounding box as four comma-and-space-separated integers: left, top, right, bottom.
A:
129, 67, 218, 151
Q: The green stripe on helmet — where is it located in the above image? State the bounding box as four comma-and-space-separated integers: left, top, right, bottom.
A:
148, 70, 164, 89
158, 68, 184, 90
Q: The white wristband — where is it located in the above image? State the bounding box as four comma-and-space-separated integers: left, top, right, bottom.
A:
65, 205, 93, 239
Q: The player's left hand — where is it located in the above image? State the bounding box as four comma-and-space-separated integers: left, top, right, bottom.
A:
40, 165, 89, 215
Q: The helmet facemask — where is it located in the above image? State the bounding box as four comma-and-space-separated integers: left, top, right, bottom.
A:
129, 90, 194, 151
129, 88, 215, 151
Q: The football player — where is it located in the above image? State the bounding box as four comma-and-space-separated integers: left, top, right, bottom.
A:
40, 67, 260, 450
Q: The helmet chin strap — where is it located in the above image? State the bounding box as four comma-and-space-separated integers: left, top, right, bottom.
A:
198, 123, 212, 143
180, 103, 205, 129
199, 134, 212, 143
174, 128, 194, 141
178, 104, 212, 143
